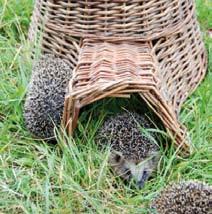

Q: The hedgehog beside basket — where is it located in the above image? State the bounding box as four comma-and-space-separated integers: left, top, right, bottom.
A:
28, 0, 207, 156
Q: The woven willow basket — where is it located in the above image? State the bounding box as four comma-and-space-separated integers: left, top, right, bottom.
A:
28, 0, 207, 155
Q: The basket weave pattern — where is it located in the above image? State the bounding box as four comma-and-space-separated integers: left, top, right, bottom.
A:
44, 0, 194, 39
28, 0, 207, 154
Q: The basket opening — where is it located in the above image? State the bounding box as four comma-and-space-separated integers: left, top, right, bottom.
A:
71, 93, 165, 140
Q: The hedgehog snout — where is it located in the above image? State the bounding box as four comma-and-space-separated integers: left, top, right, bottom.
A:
126, 152, 160, 188
125, 160, 151, 188
136, 169, 149, 189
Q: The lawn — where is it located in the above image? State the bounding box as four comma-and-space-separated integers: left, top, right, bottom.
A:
0, 0, 211, 213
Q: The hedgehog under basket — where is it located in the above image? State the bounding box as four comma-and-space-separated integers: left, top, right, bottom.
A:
28, 0, 207, 156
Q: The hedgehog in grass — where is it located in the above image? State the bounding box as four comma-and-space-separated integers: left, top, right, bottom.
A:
96, 112, 160, 188
24, 54, 72, 139
152, 181, 212, 214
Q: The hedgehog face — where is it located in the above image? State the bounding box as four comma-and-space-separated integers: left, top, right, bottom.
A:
109, 150, 160, 188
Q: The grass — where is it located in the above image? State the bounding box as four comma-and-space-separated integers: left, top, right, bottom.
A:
0, 0, 211, 213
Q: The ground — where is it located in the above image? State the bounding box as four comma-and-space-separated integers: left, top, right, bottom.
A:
0, 0, 211, 213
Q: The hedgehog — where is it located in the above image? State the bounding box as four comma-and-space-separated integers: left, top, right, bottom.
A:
152, 181, 212, 214
96, 112, 160, 188
24, 54, 72, 139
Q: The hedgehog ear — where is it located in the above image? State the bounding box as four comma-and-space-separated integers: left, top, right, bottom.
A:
110, 151, 123, 164
151, 152, 161, 163
114, 153, 122, 163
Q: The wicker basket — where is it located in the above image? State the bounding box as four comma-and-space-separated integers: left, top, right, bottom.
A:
28, 0, 207, 155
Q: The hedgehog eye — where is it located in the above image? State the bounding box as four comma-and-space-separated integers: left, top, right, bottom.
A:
123, 168, 132, 178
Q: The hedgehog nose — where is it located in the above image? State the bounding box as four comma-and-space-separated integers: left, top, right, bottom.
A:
137, 179, 145, 189
137, 170, 148, 189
